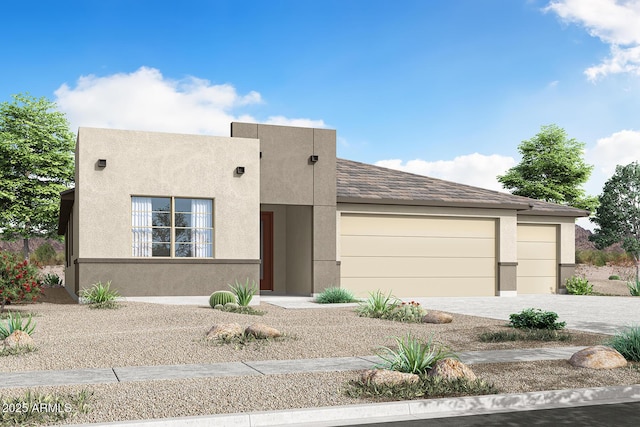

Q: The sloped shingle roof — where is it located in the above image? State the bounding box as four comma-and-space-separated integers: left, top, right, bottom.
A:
336, 158, 589, 217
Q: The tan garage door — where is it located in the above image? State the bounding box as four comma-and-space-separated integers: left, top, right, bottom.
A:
340, 214, 496, 297
517, 224, 557, 294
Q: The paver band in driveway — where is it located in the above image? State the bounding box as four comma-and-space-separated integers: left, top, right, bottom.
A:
113, 362, 261, 382
245, 357, 375, 375
1, 368, 118, 388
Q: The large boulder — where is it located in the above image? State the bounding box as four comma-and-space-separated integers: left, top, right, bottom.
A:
422, 311, 453, 324
361, 369, 420, 386
428, 358, 476, 381
245, 323, 282, 339
206, 323, 243, 340
569, 346, 627, 369
3, 330, 35, 348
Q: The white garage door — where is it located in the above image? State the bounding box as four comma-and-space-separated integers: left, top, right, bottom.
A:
517, 224, 557, 294
340, 214, 496, 297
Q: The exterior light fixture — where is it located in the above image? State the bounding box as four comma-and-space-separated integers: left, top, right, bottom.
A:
97, 159, 107, 168
309, 155, 319, 163
235, 166, 245, 175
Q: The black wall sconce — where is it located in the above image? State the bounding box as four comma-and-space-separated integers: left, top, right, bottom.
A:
235, 166, 245, 175
97, 159, 107, 168
309, 155, 319, 163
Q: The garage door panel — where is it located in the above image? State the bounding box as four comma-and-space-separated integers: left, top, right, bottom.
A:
518, 277, 556, 294
518, 259, 556, 277
341, 256, 495, 278
341, 235, 495, 258
341, 215, 494, 238
517, 241, 556, 260
518, 224, 556, 241
341, 277, 497, 298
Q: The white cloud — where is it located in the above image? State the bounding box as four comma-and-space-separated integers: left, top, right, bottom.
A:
264, 116, 326, 128
54, 67, 324, 135
586, 129, 640, 175
375, 153, 517, 192
545, 0, 640, 80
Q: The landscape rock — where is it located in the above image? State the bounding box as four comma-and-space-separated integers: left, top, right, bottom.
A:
206, 323, 243, 340
422, 311, 453, 324
569, 346, 627, 369
428, 358, 477, 381
245, 323, 282, 339
3, 330, 35, 348
360, 369, 420, 386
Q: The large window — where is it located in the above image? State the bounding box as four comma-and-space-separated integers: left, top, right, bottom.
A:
132, 197, 213, 257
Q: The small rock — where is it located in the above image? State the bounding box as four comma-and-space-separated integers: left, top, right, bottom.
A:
361, 369, 420, 386
206, 323, 243, 340
428, 358, 476, 381
3, 330, 35, 348
422, 311, 453, 324
245, 323, 282, 339
569, 346, 627, 369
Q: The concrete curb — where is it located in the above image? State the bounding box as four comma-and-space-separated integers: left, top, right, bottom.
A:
78, 384, 640, 426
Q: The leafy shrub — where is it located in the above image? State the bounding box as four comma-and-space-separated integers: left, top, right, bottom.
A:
345, 375, 498, 400
209, 290, 236, 308
479, 329, 571, 342
42, 273, 63, 287
0, 390, 91, 425
315, 287, 358, 304
508, 308, 566, 330
609, 275, 621, 280
376, 333, 456, 375
608, 326, 640, 362
0, 312, 36, 340
80, 281, 120, 309
0, 252, 43, 311
575, 249, 632, 266
565, 276, 593, 295
30, 242, 58, 265
383, 301, 427, 323
356, 290, 399, 318
628, 280, 640, 297
229, 278, 258, 306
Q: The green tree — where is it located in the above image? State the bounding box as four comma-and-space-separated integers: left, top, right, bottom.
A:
497, 124, 597, 211
590, 162, 640, 280
0, 93, 75, 259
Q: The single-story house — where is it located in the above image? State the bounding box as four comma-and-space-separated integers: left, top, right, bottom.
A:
57, 123, 589, 300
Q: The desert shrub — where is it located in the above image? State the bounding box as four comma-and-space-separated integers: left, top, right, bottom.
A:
0, 252, 43, 311
0, 312, 36, 340
575, 249, 633, 266
383, 301, 427, 323
376, 333, 456, 375
80, 281, 120, 309
345, 375, 498, 400
30, 242, 58, 265
211, 304, 265, 316
479, 329, 571, 342
607, 326, 640, 362
42, 273, 63, 288
0, 390, 91, 425
229, 278, 257, 306
209, 290, 236, 308
565, 276, 593, 295
508, 308, 566, 330
628, 280, 640, 297
356, 290, 399, 318
609, 275, 621, 280
315, 287, 357, 304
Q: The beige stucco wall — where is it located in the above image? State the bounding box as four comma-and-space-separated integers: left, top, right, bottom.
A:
75, 127, 260, 260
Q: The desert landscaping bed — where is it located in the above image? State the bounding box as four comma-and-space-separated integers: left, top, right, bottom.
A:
1, 296, 636, 425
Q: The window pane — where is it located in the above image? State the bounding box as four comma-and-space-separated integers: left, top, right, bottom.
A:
174, 198, 192, 212
152, 213, 170, 227
151, 198, 171, 212
152, 243, 170, 257
175, 243, 193, 257
175, 228, 192, 243
175, 213, 192, 228
152, 228, 170, 243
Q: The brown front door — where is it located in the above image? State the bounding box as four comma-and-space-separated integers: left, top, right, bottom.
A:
260, 212, 274, 291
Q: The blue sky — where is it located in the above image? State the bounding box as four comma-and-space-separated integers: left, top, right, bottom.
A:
2, 0, 640, 226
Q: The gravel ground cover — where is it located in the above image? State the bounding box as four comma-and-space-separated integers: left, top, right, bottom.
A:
1, 265, 638, 425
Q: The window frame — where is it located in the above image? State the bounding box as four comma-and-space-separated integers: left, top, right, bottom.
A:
131, 196, 214, 258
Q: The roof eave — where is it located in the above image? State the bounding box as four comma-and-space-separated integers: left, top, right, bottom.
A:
337, 196, 529, 211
